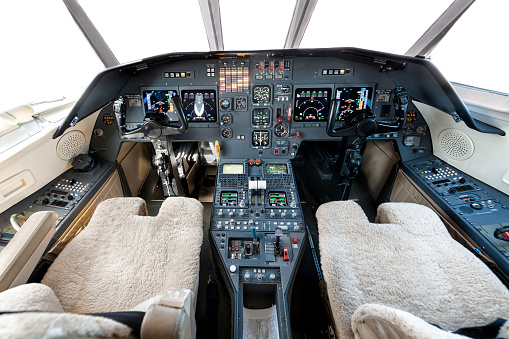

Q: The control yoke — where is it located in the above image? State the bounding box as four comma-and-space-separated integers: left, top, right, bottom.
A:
123, 95, 188, 139
326, 87, 408, 137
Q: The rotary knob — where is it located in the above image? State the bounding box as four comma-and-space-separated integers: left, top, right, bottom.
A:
269, 273, 276, 280
244, 272, 251, 280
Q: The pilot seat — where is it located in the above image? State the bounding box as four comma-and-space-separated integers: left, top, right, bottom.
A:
0, 197, 203, 338
316, 201, 509, 339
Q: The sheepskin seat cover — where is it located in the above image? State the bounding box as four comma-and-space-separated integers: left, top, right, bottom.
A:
316, 201, 509, 339
42, 197, 203, 313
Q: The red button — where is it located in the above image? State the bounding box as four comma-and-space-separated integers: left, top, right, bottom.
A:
293, 236, 297, 244
283, 248, 289, 261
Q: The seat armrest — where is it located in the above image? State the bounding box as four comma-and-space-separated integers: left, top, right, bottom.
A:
0, 211, 58, 292
141, 288, 195, 339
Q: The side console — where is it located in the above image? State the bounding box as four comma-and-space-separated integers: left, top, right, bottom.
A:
210, 160, 305, 339
404, 156, 509, 273
0, 161, 115, 248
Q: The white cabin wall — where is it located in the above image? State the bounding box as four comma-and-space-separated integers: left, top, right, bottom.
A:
415, 101, 509, 196
0, 111, 100, 214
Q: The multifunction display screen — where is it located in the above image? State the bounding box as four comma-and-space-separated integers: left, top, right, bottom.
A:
266, 164, 288, 175
335, 87, 373, 122
181, 90, 217, 122
252, 108, 271, 126
269, 192, 287, 206
252, 130, 270, 147
294, 88, 331, 121
222, 164, 244, 174
220, 191, 238, 206
253, 85, 271, 104
143, 90, 178, 124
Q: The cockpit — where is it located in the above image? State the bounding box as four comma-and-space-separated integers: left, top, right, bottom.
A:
0, 1, 508, 338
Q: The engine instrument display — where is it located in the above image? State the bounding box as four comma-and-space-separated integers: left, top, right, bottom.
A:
253, 85, 271, 104
252, 108, 271, 126
181, 90, 217, 122
335, 87, 373, 122
223, 164, 244, 174
142, 90, 178, 124
220, 191, 238, 206
269, 192, 287, 206
266, 163, 288, 175
294, 88, 331, 121
252, 130, 270, 147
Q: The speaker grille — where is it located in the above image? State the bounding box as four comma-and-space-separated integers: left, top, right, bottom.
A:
437, 129, 474, 161
56, 131, 86, 160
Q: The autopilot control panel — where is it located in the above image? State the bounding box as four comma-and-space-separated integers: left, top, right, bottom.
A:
210, 159, 305, 339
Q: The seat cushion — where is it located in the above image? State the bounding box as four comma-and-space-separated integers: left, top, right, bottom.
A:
0, 283, 133, 338
352, 304, 468, 339
0, 283, 63, 312
316, 201, 509, 339
42, 197, 203, 313
0, 312, 132, 339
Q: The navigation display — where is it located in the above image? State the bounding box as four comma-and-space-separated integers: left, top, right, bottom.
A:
181, 90, 217, 122
223, 164, 244, 174
143, 90, 178, 124
335, 87, 373, 122
269, 192, 287, 206
220, 191, 238, 206
266, 164, 288, 175
294, 88, 331, 121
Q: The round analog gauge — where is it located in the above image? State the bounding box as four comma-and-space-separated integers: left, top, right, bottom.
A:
221, 114, 232, 125
220, 98, 231, 110
221, 127, 232, 139
274, 124, 289, 138
253, 85, 271, 104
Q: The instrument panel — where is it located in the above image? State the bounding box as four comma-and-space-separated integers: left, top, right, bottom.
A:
116, 53, 426, 160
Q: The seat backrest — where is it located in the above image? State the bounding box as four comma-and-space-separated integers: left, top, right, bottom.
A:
41, 197, 203, 313
317, 201, 509, 339
0, 211, 57, 292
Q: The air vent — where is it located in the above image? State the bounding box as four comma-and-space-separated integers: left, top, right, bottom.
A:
56, 131, 86, 160
437, 129, 474, 161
